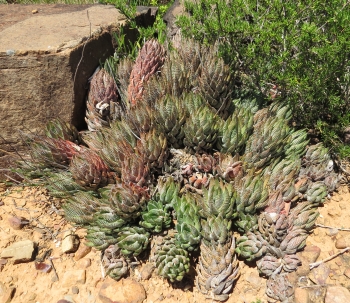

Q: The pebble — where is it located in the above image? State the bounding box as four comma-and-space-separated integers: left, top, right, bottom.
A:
72, 286, 79, 294
0, 240, 35, 263
309, 263, 330, 285
296, 256, 311, 277
140, 263, 155, 280
300, 245, 321, 263
98, 277, 146, 303
73, 243, 91, 261
8, 216, 28, 230
335, 235, 350, 249
327, 228, 339, 236
52, 275, 59, 282
325, 286, 350, 303
62, 231, 80, 254
76, 258, 91, 269
61, 270, 86, 287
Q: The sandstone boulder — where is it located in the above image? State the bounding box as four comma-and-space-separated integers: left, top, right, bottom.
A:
0, 4, 127, 174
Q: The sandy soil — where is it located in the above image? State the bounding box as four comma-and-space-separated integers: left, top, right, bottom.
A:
1, 183, 350, 303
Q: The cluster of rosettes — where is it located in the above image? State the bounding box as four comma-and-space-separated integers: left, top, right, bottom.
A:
17, 38, 340, 302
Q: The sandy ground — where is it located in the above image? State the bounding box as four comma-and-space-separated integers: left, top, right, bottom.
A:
1, 183, 350, 303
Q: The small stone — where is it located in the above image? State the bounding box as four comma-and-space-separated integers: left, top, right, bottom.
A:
296, 256, 311, 277
62, 231, 80, 254
325, 286, 350, 303
0, 240, 35, 263
8, 216, 29, 230
294, 287, 310, 303
98, 277, 146, 303
52, 275, 59, 282
335, 235, 350, 249
309, 263, 330, 285
73, 243, 91, 261
61, 270, 86, 287
76, 258, 91, 269
140, 263, 155, 280
32, 9, 38, 14
72, 286, 79, 294
344, 267, 350, 278
300, 245, 321, 263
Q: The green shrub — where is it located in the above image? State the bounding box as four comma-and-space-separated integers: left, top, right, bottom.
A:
177, 0, 350, 156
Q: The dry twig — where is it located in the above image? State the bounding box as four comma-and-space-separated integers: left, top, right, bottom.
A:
309, 247, 350, 270
315, 223, 350, 232
49, 257, 59, 281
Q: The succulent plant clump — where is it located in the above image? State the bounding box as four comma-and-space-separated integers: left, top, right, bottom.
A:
16, 38, 340, 302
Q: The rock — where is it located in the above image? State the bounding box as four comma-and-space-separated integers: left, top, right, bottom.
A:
0, 282, 15, 303
135, 6, 158, 27
72, 286, 79, 294
325, 286, 350, 303
74, 242, 91, 261
326, 228, 338, 236
294, 287, 310, 303
0, 240, 35, 263
98, 277, 146, 303
76, 258, 91, 269
62, 231, 80, 254
140, 263, 155, 280
335, 235, 350, 249
309, 263, 330, 285
296, 256, 311, 277
8, 216, 29, 230
163, 0, 185, 38
300, 245, 321, 263
61, 270, 86, 287
0, 4, 127, 176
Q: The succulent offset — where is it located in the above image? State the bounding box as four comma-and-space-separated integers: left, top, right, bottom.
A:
16, 38, 340, 302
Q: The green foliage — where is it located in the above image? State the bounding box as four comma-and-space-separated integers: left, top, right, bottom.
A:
104, 0, 173, 43
177, 0, 350, 157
